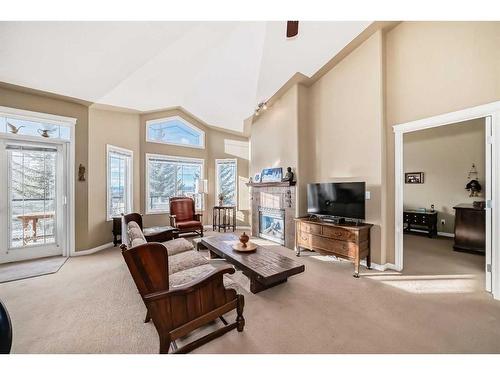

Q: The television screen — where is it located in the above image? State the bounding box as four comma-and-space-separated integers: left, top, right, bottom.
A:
307, 182, 365, 220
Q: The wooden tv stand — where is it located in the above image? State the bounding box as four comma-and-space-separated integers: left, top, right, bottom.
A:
295, 217, 373, 277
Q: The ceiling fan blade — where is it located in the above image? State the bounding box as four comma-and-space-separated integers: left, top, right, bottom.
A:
286, 21, 299, 38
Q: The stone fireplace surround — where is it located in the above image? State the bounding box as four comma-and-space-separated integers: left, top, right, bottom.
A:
250, 183, 296, 249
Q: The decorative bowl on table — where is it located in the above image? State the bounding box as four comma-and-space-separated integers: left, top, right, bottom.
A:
232, 232, 257, 252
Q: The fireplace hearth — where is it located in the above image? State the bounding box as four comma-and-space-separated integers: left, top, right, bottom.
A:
259, 207, 285, 245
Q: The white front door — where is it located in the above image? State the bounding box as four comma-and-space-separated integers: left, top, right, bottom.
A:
0, 139, 66, 263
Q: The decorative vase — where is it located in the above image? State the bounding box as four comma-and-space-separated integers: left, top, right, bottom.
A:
239, 232, 249, 248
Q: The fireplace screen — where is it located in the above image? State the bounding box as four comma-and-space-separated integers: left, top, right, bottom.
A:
258, 207, 285, 245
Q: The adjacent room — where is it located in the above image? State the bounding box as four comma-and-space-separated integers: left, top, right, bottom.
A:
402, 118, 488, 293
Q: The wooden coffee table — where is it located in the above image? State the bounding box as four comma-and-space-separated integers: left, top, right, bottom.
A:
201, 233, 305, 294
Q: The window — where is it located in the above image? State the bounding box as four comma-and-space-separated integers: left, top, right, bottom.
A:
215, 159, 237, 206
146, 116, 205, 149
0, 107, 72, 140
146, 154, 204, 213
106, 145, 133, 220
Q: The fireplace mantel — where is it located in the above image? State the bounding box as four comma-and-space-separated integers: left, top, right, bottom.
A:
246, 181, 296, 188
250, 182, 296, 249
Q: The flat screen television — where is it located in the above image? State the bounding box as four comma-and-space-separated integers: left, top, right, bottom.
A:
307, 182, 365, 220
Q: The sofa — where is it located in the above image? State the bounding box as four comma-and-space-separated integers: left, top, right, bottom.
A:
120, 219, 245, 354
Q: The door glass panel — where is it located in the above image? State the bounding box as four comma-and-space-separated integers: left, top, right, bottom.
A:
108, 153, 126, 218
8, 146, 57, 249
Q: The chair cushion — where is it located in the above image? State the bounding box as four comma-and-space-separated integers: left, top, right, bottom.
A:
131, 237, 147, 247
169, 250, 209, 274
169, 264, 216, 287
170, 198, 195, 222
127, 221, 146, 247
162, 238, 194, 256
169, 263, 237, 289
176, 220, 203, 230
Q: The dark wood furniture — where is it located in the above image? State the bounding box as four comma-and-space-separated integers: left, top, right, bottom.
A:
0, 299, 12, 354
122, 213, 179, 243
120, 241, 244, 354
453, 203, 486, 255
295, 217, 373, 278
112, 216, 122, 246
201, 233, 305, 294
403, 210, 438, 237
169, 197, 203, 237
212, 206, 236, 232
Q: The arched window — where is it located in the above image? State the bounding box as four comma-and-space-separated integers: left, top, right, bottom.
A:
146, 116, 205, 149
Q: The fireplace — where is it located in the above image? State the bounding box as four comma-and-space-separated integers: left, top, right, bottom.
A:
258, 207, 285, 245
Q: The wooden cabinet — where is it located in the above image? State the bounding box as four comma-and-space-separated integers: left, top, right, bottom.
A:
453, 204, 485, 255
295, 218, 373, 277
403, 210, 438, 237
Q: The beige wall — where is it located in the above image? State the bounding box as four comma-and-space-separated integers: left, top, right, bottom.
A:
385, 21, 500, 263
250, 22, 500, 266
306, 31, 385, 263
403, 118, 485, 234
0, 85, 249, 253
87, 107, 141, 248
140, 108, 250, 228
0, 85, 91, 251
250, 84, 299, 177
251, 32, 385, 261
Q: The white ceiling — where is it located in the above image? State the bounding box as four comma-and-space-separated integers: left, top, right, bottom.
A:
0, 21, 371, 131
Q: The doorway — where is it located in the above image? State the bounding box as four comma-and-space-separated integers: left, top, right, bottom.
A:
0, 140, 67, 263
0, 106, 76, 265
402, 118, 487, 293
394, 102, 500, 299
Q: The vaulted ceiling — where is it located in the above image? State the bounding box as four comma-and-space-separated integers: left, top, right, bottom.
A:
0, 21, 371, 131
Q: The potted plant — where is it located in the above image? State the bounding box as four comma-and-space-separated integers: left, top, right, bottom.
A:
218, 193, 224, 206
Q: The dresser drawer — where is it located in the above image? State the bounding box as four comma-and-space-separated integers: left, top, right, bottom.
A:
297, 231, 311, 247
322, 226, 357, 242
311, 236, 355, 258
300, 222, 322, 235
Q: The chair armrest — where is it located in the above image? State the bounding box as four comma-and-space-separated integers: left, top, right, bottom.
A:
143, 265, 235, 302
194, 212, 203, 221
169, 214, 176, 227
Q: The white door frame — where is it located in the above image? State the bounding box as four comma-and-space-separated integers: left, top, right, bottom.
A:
393, 101, 500, 300
0, 106, 76, 259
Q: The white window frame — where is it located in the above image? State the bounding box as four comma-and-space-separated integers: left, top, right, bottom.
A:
106, 145, 133, 221
215, 158, 238, 207
145, 153, 205, 214
0, 105, 76, 258
145, 115, 205, 149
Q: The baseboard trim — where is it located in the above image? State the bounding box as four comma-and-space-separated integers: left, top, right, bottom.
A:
72, 242, 114, 256
406, 229, 454, 238
360, 260, 399, 272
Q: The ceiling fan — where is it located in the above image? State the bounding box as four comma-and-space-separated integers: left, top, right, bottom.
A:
286, 21, 299, 38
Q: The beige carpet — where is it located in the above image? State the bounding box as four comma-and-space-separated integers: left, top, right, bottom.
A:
1, 232, 500, 353
0, 256, 68, 283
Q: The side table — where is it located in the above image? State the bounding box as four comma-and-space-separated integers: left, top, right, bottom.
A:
212, 206, 236, 232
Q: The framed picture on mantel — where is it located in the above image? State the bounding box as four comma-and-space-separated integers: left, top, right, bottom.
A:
261, 167, 283, 183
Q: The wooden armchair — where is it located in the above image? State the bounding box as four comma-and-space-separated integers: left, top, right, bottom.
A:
121, 242, 244, 354
169, 197, 204, 237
